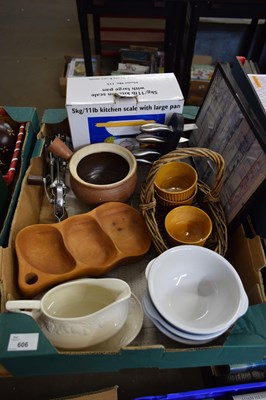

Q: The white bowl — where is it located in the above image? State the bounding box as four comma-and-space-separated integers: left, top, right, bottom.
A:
142, 290, 229, 341
148, 314, 214, 345
145, 246, 249, 335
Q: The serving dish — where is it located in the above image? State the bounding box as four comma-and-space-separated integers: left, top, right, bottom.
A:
6, 278, 132, 350
15, 202, 151, 297
87, 293, 143, 352
146, 246, 249, 335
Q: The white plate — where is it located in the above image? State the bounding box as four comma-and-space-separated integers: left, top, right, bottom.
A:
84, 293, 143, 352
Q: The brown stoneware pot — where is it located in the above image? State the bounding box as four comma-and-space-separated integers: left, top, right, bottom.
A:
48, 138, 137, 205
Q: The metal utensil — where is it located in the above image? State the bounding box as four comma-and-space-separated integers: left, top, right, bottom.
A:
132, 148, 161, 157
140, 123, 172, 134
135, 133, 167, 144
136, 133, 189, 144
136, 113, 195, 157
133, 113, 196, 163
137, 115, 182, 156
140, 122, 197, 134
132, 148, 161, 164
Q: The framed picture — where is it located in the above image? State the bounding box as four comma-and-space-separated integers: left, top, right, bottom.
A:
189, 62, 266, 230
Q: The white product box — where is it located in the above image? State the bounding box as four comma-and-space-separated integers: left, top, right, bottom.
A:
65, 73, 184, 149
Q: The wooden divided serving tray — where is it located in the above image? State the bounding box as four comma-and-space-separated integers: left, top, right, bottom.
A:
16, 202, 152, 297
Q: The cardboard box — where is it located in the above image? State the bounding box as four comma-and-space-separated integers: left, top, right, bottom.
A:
65, 73, 184, 149
186, 55, 214, 106
1, 109, 266, 377
0, 106, 39, 247
59, 55, 101, 97
227, 224, 266, 305
186, 80, 211, 106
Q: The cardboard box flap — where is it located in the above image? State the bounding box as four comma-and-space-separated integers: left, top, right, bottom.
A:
8, 154, 47, 249
1, 303, 266, 375
31, 138, 45, 158
42, 109, 68, 124
0, 175, 10, 225
0, 312, 58, 357
0, 247, 20, 311
227, 225, 266, 304
225, 303, 266, 346
248, 283, 266, 306
66, 73, 184, 105
183, 105, 199, 120
0, 107, 39, 247
3, 106, 39, 134
38, 109, 70, 140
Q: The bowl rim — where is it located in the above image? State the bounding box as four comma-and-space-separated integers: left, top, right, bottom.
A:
69, 143, 137, 187
164, 205, 212, 245
146, 245, 245, 334
39, 278, 131, 321
154, 161, 198, 197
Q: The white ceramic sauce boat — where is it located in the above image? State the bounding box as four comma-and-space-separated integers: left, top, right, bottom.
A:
6, 278, 131, 350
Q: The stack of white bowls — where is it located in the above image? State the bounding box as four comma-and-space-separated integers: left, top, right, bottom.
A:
143, 245, 249, 345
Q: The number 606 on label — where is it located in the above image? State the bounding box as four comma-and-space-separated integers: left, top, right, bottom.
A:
7, 333, 39, 351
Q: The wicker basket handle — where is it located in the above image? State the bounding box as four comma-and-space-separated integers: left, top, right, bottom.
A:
141, 147, 224, 203
139, 147, 227, 256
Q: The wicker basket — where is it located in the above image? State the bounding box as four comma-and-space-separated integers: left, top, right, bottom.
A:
139, 147, 228, 256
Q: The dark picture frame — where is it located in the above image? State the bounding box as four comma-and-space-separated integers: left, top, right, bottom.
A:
189, 62, 266, 230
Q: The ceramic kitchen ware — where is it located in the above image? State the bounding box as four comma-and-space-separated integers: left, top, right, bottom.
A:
143, 288, 248, 345
155, 186, 198, 208
164, 205, 212, 246
146, 313, 214, 346
154, 161, 198, 204
6, 278, 131, 350
142, 290, 229, 341
145, 245, 249, 335
87, 293, 144, 351
48, 139, 137, 205
15, 202, 152, 297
